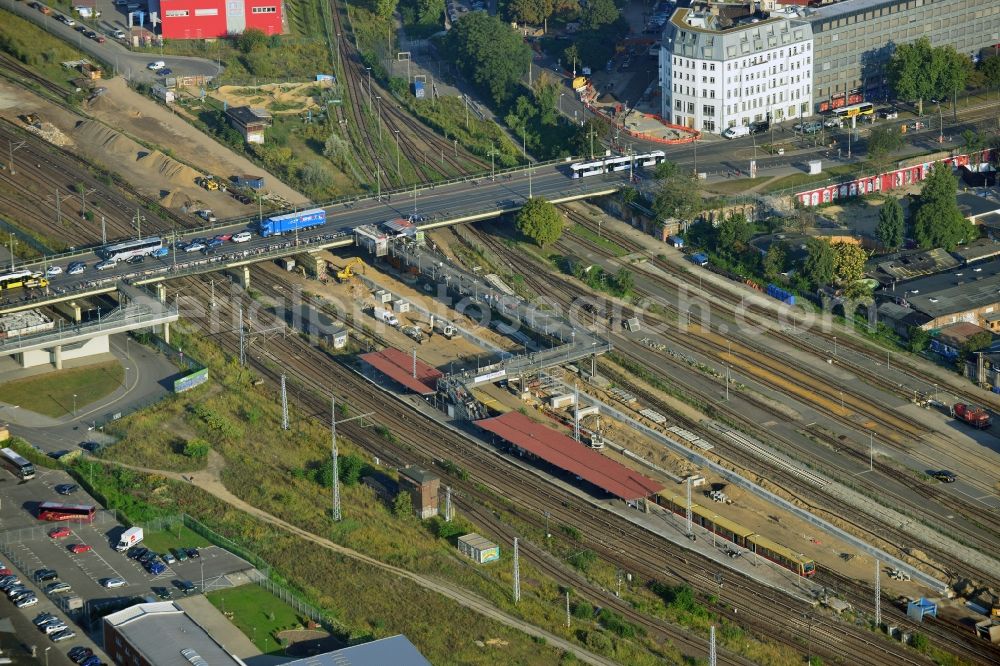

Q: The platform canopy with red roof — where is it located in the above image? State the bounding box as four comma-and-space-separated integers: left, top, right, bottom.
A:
475, 411, 663, 501
361, 347, 442, 395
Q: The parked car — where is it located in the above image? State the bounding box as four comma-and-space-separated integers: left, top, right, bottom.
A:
159, 68, 173, 76
152, 586, 173, 599
68, 543, 92, 554
161, 552, 176, 565
16, 595, 39, 608
56, 14, 75, 25
69, 647, 94, 663
11, 590, 34, 602
45, 265, 62, 276
43, 621, 68, 635
823, 117, 841, 128
0, 567, 11, 576
173, 579, 195, 594
171, 548, 188, 562
128, 546, 148, 560
878, 107, 899, 120
930, 469, 956, 482
55, 483, 78, 495
112, 29, 126, 39
185, 547, 200, 559
101, 577, 126, 589
33, 569, 59, 582
51, 628, 76, 642
79, 440, 99, 451
33, 612, 58, 627
801, 121, 823, 134
146, 561, 166, 575
81, 657, 103, 666
44, 581, 72, 594
147, 61, 166, 71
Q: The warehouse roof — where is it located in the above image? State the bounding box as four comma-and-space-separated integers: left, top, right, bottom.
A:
284, 635, 430, 666
361, 347, 442, 395
103, 602, 243, 666
885, 258, 1000, 320
475, 411, 663, 501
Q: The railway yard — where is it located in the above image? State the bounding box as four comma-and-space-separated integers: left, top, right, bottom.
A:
1, 4, 1000, 665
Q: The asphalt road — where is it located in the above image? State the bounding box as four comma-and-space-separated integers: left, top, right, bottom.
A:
13, 165, 632, 295
1, 0, 221, 82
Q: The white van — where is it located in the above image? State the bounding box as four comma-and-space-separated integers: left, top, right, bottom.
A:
722, 125, 750, 139
147, 60, 166, 71
373, 307, 399, 327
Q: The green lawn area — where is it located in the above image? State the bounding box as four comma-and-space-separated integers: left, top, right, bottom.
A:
141, 524, 212, 554
207, 584, 311, 654
0, 10, 96, 93
763, 163, 863, 193
569, 223, 628, 257
0, 361, 123, 417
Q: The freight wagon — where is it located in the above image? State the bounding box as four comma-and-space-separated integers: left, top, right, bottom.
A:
258, 208, 327, 237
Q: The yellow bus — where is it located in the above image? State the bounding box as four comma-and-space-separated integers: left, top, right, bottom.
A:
835, 102, 875, 120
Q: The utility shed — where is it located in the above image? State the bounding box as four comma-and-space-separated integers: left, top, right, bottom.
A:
398, 465, 440, 519
457, 533, 500, 564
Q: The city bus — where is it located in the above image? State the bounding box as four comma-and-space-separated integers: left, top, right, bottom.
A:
0, 447, 35, 480
0, 270, 48, 291
37, 502, 96, 523
834, 102, 875, 121
98, 236, 164, 262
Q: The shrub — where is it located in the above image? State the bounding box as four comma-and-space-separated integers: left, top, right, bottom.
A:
183, 439, 210, 459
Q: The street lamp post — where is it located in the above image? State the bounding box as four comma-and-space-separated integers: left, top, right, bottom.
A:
73, 394, 77, 416
559, 92, 565, 115
45, 646, 50, 666
394, 129, 401, 179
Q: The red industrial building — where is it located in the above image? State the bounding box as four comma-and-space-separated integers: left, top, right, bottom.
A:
158, 0, 282, 40
360, 347, 443, 395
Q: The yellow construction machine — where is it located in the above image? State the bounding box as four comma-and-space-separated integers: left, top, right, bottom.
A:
336, 258, 365, 283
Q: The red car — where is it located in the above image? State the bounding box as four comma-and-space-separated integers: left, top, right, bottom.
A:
48, 527, 71, 539
214, 233, 232, 242
68, 544, 92, 554
0, 568, 10, 576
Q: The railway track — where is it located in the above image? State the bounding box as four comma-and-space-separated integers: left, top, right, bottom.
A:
164, 268, 943, 666
553, 209, 1000, 554
327, 0, 486, 188
0, 52, 69, 99
464, 224, 1000, 659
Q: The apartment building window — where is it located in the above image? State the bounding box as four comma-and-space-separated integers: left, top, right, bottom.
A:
703, 104, 716, 116
675, 99, 683, 111
703, 119, 716, 131
710, 64, 716, 71
687, 102, 695, 113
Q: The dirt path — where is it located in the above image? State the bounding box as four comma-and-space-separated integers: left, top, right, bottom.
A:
102, 454, 617, 666
88, 78, 309, 206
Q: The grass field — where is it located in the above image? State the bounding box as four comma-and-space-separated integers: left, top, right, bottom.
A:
0, 361, 123, 417
763, 163, 862, 193
207, 584, 307, 654
0, 10, 95, 95
141, 524, 213, 554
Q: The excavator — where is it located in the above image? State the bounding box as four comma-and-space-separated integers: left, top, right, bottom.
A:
336, 258, 365, 283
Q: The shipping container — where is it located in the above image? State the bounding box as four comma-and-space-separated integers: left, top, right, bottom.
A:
766, 284, 796, 306
259, 208, 326, 237
414, 80, 425, 99
457, 533, 500, 564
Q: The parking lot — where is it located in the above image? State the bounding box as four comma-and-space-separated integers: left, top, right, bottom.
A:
0, 464, 255, 662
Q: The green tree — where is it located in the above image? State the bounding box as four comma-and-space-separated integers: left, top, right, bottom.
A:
393, 491, 413, 517
912, 164, 976, 250
183, 439, 210, 459
571, 118, 604, 158
516, 197, 563, 246
507, 0, 552, 25
763, 241, 788, 280
876, 195, 904, 250
297, 161, 332, 197
932, 45, 972, 110
909, 632, 929, 652
888, 37, 935, 115
802, 238, 835, 288
582, 0, 618, 30
832, 242, 867, 286
446, 12, 532, 104
961, 330, 993, 355
653, 160, 679, 180
416, 0, 444, 24
652, 172, 701, 222
233, 28, 268, 54
907, 326, 931, 352
614, 268, 634, 296
715, 212, 753, 257
338, 453, 366, 486
982, 55, 1000, 96
563, 43, 580, 72
374, 0, 400, 19
867, 126, 904, 167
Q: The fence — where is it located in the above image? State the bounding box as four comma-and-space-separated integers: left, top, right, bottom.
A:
140, 514, 345, 632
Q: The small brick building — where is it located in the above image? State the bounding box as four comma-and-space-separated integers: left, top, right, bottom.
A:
398, 465, 439, 519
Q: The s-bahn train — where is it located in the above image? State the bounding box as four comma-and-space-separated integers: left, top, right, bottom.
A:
570, 150, 667, 178
656, 491, 817, 577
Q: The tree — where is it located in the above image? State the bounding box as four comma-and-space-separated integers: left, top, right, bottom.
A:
652, 172, 701, 222
887, 37, 934, 115
582, 0, 618, 30
982, 56, 1000, 96
907, 326, 931, 352
393, 491, 413, 517
563, 43, 580, 72
297, 161, 332, 197
374, 0, 399, 19
571, 118, 604, 158
233, 28, 268, 54
516, 197, 563, 246
614, 268, 634, 296
876, 195, 904, 250
832, 242, 867, 286
961, 330, 993, 356
339, 453, 366, 486
912, 164, 976, 250
446, 12, 532, 104
507, 0, 552, 26
763, 241, 788, 281
802, 238, 835, 288
867, 127, 904, 167
416, 0, 444, 24
932, 45, 972, 109
715, 212, 753, 257
653, 160, 679, 180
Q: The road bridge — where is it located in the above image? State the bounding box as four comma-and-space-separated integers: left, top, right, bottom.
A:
1, 164, 633, 316
0, 283, 177, 368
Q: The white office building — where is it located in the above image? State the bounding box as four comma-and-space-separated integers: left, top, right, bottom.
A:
660, 3, 814, 134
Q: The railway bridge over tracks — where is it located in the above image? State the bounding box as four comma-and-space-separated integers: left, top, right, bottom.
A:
0, 164, 633, 317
